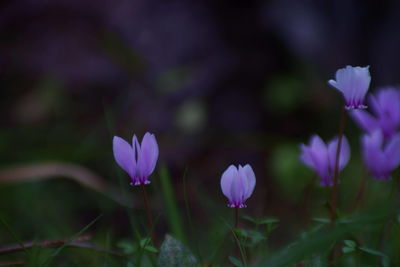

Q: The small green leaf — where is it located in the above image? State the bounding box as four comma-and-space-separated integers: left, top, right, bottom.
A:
117, 240, 135, 255
229, 256, 244, 267
312, 218, 330, 224
242, 215, 279, 225
140, 238, 158, 253
342, 247, 355, 254
343, 240, 356, 248
158, 235, 200, 267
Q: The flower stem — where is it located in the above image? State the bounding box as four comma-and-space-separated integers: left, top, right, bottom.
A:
140, 183, 156, 244
352, 168, 369, 211
330, 108, 347, 222
235, 207, 239, 228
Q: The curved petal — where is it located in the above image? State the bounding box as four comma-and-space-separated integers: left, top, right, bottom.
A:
230, 170, 244, 205
299, 144, 314, 168
137, 132, 159, 177
384, 134, 400, 169
220, 165, 237, 201
327, 136, 350, 172
362, 131, 386, 177
350, 110, 378, 133
242, 164, 256, 200
113, 136, 135, 177
308, 135, 329, 177
329, 66, 371, 108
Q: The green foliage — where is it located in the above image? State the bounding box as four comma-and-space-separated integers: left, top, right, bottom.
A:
157, 235, 200, 267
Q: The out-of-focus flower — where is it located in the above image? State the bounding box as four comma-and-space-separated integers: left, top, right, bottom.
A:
328, 66, 371, 109
352, 88, 400, 139
362, 131, 400, 180
220, 164, 256, 208
113, 132, 159, 186
300, 135, 350, 186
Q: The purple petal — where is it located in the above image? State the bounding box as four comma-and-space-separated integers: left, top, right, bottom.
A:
350, 110, 379, 133
384, 134, 400, 169
242, 164, 256, 200
137, 132, 159, 177
299, 144, 314, 168
362, 131, 387, 177
329, 66, 371, 109
308, 135, 329, 177
220, 165, 237, 201
327, 136, 350, 172
113, 136, 135, 177
230, 169, 245, 206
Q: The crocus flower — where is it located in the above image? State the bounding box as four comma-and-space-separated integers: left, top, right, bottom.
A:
300, 135, 350, 186
220, 164, 256, 208
113, 132, 159, 186
328, 66, 371, 109
361, 131, 400, 180
351, 88, 400, 139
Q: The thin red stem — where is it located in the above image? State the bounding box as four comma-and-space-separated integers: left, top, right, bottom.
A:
330, 108, 347, 222
235, 207, 239, 228
140, 183, 156, 244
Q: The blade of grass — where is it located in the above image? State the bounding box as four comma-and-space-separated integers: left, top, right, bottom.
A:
0, 213, 27, 256
158, 165, 185, 242
183, 166, 203, 264
42, 214, 103, 266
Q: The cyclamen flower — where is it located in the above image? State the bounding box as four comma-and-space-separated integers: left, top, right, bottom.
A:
220, 164, 256, 208
113, 132, 159, 186
362, 131, 400, 180
328, 66, 371, 109
351, 88, 400, 139
300, 135, 350, 186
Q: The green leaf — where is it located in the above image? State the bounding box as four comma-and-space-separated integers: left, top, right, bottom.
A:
242, 215, 279, 225
117, 240, 135, 255
234, 229, 266, 247
359, 247, 390, 266
158, 235, 200, 267
342, 247, 355, 254
140, 237, 158, 253
312, 218, 331, 224
343, 240, 356, 248
229, 256, 244, 267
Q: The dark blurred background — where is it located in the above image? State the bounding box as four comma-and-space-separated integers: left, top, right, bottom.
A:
1, 0, 400, 261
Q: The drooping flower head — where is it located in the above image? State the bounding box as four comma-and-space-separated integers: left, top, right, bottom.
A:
328, 66, 371, 110
351, 88, 400, 139
113, 132, 159, 186
361, 131, 400, 180
300, 135, 350, 186
220, 164, 256, 208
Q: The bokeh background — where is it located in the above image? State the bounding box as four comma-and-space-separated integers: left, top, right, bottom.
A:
1, 0, 400, 265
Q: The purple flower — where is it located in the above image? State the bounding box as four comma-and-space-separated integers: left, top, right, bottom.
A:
361, 131, 400, 180
113, 132, 159, 186
351, 88, 400, 139
328, 66, 371, 109
220, 164, 256, 208
300, 135, 350, 186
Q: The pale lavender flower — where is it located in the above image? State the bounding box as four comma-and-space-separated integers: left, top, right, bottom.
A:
300, 135, 350, 186
352, 88, 400, 139
328, 66, 371, 109
220, 164, 256, 208
362, 131, 400, 180
113, 132, 159, 186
